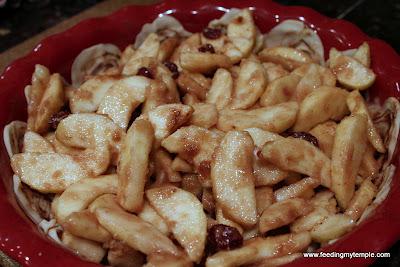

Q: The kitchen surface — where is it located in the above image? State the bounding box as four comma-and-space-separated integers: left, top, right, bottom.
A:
0, 0, 399, 266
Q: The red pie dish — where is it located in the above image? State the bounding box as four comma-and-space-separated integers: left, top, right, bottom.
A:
1, 0, 400, 266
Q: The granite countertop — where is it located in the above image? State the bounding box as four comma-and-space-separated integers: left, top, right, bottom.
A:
0, 0, 399, 266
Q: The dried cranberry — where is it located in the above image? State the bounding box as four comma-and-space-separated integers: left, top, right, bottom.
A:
163, 61, 178, 73
172, 72, 179, 79
163, 61, 179, 79
202, 27, 222, 39
48, 110, 70, 130
137, 67, 154, 79
198, 44, 215, 54
207, 224, 243, 252
284, 131, 319, 147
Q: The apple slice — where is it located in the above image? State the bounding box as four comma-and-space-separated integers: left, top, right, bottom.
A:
25, 64, 50, 130
138, 201, 170, 235
291, 207, 330, 233
253, 157, 288, 187
329, 48, 375, 90
310, 214, 354, 243
353, 42, 371, 67
25, 65, 65, 134
153, 148, 182, 183
259, 198, 312, 234
69, 76, 117, 113
52, 174, 118, 223
230, 59, 267, 109
189, 103, 218, 129
255, 186, 274, 215
161, 125, 224, 180
206, 68, 233, 110
206, 232, 310, 266
345, 178, 377, 221
23, 131, 54, 153
262, 62, 289, 82
294, 63, 336, 102
217, 102, 298, 133
226, 8, 256, 59
244, 127, 283, 148
141, 79, 178, 114
293, 86, 349, 131
146, 186, 207, 263
206, 246, 258, 267
180, 52, 232, 73
261, 137, 331, 187
61, 232, 106, 263
176, 71, 211, 100
331, 114, 368, 209
259, 46, 312, 70
11, 152, 89, 193
97, 76, 149, 130
274, 177, 320, 202
259, 74, 300, 107
55, 113, 123, 149
309, 121, 337, 158
128, 33, 160, 62
55, 113, 124, 176
347, 90, 386, 153
63, 210, 111, 243
211, 131, 257, 227
118, 119, 154, 212
95, 207, 181, 256
147, 104, 193, 141
34, 73, 65, 134
170, 33, 201, 69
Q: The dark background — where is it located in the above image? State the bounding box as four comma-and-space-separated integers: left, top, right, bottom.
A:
0, 0, 399, 54
0, 0, 399, 266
